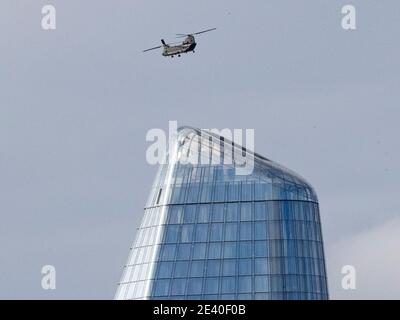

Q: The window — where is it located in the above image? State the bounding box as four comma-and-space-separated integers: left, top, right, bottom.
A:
161, 244, 176, 261
165, 225, 179, 243
200, 183, 213, 202
180, 224, 194, 243
255, 275, 269, 292
171, 278, 186, 295
190, 260, 205, 277
270, 275, 284, 292
157, 262, 173, 278
223, 242, 237, 258
239, 241, 252, 258
154, 279, 170, 296
240, 202, 252, 221
177, 243, 191, 260
206, 260, 221, 276
221, 277, 236, 293
174, 261, 189, 277
238, 276, 252, 293
210, 223, 223, 241
255, 241, 268, 257
255, 183, 272, 200
195, 224, 208, 242
240, 222, 252, 240
255, 258, 268, 274
187, 278, 203, 295
255, 202, 266, 220
208, 242, 222, 259
226, 203, 238, 221
255, 222, 267, 240
183, 205, 196, 223
213, 183, 226, 202
187, 184, 199, 203
197, 204, 210, 223
205, 277, 219, 294
239, 259, 252, 275
227, 182, 240, 201
223, 259, 236, 276
192, 243, 206, 259
168, 206, 183, 224
224, 223, 238, 241
241, 182, 253, 201
211, 204, 224, 222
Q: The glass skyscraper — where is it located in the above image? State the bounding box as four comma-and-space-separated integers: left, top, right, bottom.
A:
115, 127, 328, 300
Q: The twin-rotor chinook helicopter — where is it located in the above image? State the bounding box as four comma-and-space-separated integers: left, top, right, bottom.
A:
143, 28, 216, 57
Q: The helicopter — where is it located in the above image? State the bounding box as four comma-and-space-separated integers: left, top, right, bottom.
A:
143, 28, 216, 57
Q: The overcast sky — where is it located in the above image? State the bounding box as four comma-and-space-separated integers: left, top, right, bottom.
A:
1, 0, 399, 299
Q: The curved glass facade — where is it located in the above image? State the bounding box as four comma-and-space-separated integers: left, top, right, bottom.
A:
115, 127, 329, 300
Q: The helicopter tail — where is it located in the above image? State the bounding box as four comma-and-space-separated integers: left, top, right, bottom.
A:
161, 39, 169, 47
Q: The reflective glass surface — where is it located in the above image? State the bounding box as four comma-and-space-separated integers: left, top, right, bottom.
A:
115, 127, 328, 300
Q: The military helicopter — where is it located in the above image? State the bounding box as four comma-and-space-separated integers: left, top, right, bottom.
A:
143, 28, 216, 57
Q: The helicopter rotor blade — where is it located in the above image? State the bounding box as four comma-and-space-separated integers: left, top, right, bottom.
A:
143, 45, 162, 52
175, 27, 216, 38
192, 27, 217, 35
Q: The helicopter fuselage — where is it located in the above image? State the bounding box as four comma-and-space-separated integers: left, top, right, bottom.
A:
162, 35, 197, 57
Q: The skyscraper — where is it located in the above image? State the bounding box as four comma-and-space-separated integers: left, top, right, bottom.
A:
115, 127, 329, 300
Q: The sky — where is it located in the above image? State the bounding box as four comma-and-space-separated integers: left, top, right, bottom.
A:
0, 0, 399, 299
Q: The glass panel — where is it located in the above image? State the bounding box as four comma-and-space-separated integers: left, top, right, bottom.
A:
210, 223, 223, 241
222, 259, 236, 276
206, 260, 221, 276
255, 241, 268, 257
240, 222, 252, 240
255, 221, 267, 240
171, 278, 186, 295
198, 204, 210, 223
177, 243, 191, 260
240, 202, 252, 221
239, 241, 252, 258
187, 278, 203, 295
211, 204, 224, 222
255, 275, 269, 292
255, 258, 269, 274
157, 262, 173, 278
165, 225, 179, 243
254, 202, 266, 220
161, 244, 176, 261
239, 259, 252, 275
190, 260, 205, 277
154, 279, 170, 296
208, 242, 222, 259
224, 223, 238, 241
238, 276, 252, 293
223, 242, 237, 258
204, 277, 219, 294
180, 224, 194, 243
168, 206, 183, 224
221, 277, 236, 293
183, 205, 196, 223
226, 203, 238, 221
195, 224, 208, 242
241, 182, 253, 201
227, 182, 240, 201
174, 261, 189, 277
213, 183, 226, 202
193, 243, 206, 259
